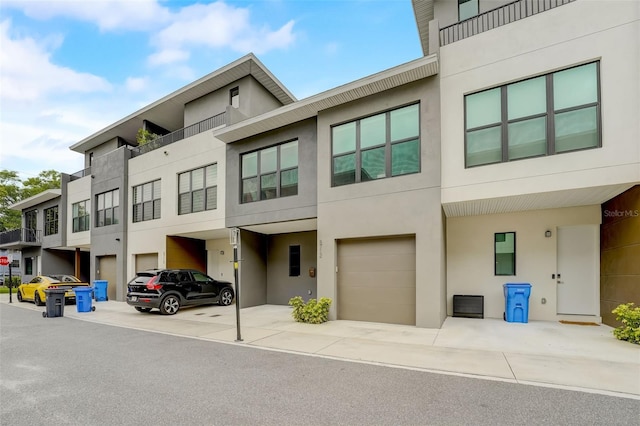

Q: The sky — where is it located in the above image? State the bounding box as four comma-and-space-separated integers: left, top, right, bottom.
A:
0, 0, 422, 181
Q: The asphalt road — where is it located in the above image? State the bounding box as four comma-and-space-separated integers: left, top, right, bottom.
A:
1, 304, 638, 425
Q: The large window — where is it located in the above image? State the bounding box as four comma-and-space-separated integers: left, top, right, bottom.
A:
495, 232, 516, 276
96, 189, 119, 227
465, 62, 600, 167
242, 140, 298, 203
178, 164, 217, 214
332, 104, 420, 187
133, 180, 161, 222
72, 200, 90, 232
459, 0, 479, 21
44, 206, 58, 236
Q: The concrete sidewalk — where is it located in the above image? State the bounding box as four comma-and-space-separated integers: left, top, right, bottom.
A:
2, 294, 638, 399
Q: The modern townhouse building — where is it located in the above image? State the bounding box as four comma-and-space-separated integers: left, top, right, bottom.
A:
5, 0, 638, 328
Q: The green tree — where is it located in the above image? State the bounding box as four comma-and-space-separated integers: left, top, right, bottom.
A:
21, 170, 61, 199
0, 169, 61, 231
0, 170, 21, 231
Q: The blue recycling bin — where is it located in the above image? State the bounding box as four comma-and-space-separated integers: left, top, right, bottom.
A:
93, 280, 108, 301
503, 283, 532, 323
74, 287, 95, 313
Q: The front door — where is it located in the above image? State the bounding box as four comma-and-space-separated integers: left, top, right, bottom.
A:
557, 225, 599, 315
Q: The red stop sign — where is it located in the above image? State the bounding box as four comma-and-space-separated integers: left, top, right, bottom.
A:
0, 256, 9, 266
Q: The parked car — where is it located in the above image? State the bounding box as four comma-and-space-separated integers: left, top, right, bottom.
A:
126, 269, 234, 315
17, 275, 91, 306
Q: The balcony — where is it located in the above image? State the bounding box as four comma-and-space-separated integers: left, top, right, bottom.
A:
0, 228, 42, 249
439, 0, 575, 46
131, 111, 226, 157
70, 167, 92, 181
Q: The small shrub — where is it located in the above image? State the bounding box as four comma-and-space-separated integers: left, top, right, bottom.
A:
136, 128, 159, 146
289, 296, 332, 324
612, 303, 640, 344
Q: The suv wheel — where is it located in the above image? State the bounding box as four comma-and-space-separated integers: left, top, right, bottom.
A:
219, 288, 233, 306
159, 295, 180, 315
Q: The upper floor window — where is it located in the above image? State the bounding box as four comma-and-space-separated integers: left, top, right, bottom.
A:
230, 87, 239, 108
44, 206, 58, 236
332, 103, 420, 187
133, 180, 161, 222
465, 62, 600, 168
178, 164, 217, 215
96, 189, 119, 227
459, 0, 479, 21
72, 200, 90, 232
242, 140, 298, 203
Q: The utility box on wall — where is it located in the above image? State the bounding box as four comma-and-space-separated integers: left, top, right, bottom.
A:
453, 295, 484, 319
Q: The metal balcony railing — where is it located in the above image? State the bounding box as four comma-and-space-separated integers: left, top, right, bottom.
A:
439, 0, 575, 46
70, 167, 91, 181
131, 111, 226, 157
0, 228, 42, 246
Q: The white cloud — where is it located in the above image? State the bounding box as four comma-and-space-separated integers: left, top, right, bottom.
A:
147, 48, 190, 66
2, 0, 171, 32
151, 2, 296, 63
0, 19, 112, 102
125, 76, 149, 92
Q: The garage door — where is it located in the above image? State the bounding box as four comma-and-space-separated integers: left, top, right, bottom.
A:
337, 236, 416, 325
135, 253, 158, 273
98, 255, 117, 301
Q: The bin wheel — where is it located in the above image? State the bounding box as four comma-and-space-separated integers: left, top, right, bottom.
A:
42, 312, 47, 318
91, 306, 96, 312
503, 312, 506, 321
105, 297, 108, 301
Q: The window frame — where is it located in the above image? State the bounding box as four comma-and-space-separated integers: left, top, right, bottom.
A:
241, 140, 299, 204
289, 245, 301, 277
95, 189, 120, 228
133, 179, 161, 223
494, 232, 516, 276
72, 200, 90, 233
44, 206, 59, 236
178, 164, 218, 215
330, 102, 421, 187
464, 61, 601, 168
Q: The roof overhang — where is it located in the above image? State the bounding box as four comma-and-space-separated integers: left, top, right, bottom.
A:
214, 54, 439, 143
412, 0, 434, 56
69, 53, 296, 154
10, 189, 61, 211
442, 184, 635, 217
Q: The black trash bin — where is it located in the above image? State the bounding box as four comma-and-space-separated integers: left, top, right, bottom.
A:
43, 287, 69, 318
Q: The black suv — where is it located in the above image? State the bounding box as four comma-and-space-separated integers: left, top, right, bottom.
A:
126, 269, 234, 315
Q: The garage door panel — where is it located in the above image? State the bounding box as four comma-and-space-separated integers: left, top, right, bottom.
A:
338, 286, 415, 305
135, 253, 158, 273
338, 237, 415, 256
337, 236, 416, 326
339, 271, 416, 288
338, 302, 416, 325
339, 254, 416, 273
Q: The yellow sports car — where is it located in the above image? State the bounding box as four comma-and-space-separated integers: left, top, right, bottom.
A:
17, 275, 91, 306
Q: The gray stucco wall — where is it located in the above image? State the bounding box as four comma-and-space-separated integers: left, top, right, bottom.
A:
84, 137, 123, 169
184, 75, 282, 127
267, 231, 317, 305
225, 118, 318, 228
89, 146, 130, 300
40, 249, 75, 276
315, 77, 446, 328
238, 229, 267, 307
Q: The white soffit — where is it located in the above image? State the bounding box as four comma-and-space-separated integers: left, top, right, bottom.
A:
241, 219, 318, 235
215, 55, 439, 143
412, 0, 434, 56
442, 184, 636, 217
10, 189, 61, 211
